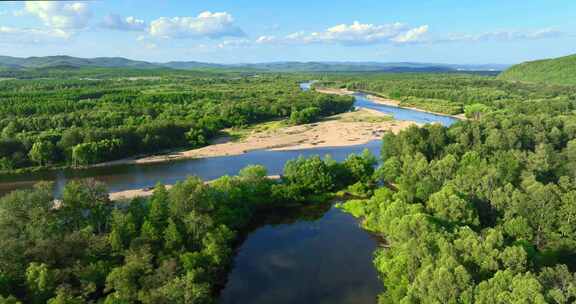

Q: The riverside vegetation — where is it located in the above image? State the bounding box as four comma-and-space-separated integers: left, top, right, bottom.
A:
0, 151, 377, 303
338, 74, 576, 302
317, 73, 576, 116
2, 62, 576, 303
0, 69, 353, 174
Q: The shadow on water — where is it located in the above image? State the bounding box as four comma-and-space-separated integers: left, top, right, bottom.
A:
218, 200, 383, 304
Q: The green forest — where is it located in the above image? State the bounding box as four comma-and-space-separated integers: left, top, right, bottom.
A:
336, 73, 576, 302
498, 54, 576, 86
0, 149, 376, 303
317, 73, 576, 116
0, 69, 353, 174
1, 64, 576, 303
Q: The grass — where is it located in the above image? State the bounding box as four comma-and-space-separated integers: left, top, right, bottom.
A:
338, 114, 393, 123
224, 119, 289, 141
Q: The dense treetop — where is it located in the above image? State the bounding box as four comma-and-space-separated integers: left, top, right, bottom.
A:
498, 54, 576, 86
317, 73, 576, 115
0, 149, 376, 303
2, 67, 576, 303
0, 70, 353, 173
340, 73, 576, 303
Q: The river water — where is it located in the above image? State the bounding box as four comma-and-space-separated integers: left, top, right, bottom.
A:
0, 82, 458, 304
0, 83, 456, 196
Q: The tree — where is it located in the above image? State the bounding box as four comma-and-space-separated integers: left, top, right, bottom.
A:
105, 250, 153, 303
409, 255, 474, 303
0, 296, 21, 304
343, 149, 377, 183
164, 219, 183, 252
538, 265, 576, 304
47, 289, 84, 304
289, 107, 320, 125
148, 184, 169, 230
475, 270, 546, 304
26, 263, 55, 304
427, 185, 480, 227
29, 141, 56, 166
185, 128, 207, 148
283, 155, 336, 195
464, 103, 490, 120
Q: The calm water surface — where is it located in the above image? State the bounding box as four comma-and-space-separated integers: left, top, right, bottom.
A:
219, 205, 382, 304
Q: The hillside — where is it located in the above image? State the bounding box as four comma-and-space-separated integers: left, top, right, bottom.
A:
498, 54, 576, 85
0, 55, 508, 73
0, 55, 158, 70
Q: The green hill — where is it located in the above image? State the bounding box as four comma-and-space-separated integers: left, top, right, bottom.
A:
498, 54, 576, 85
0, 55, 508, 73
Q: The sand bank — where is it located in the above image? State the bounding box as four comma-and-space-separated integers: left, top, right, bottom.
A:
95, 108, 415, 168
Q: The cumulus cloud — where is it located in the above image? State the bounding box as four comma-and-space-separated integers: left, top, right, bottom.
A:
256, 21, 429, 46
444, 28, 563, 43
25, 1, 91, 29
148, 11, 244, 39
392, 25, 429, 43
0, 26, 72, 44
101, 14, 147, 31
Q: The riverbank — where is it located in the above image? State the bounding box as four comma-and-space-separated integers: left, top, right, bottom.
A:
315, 87, 467, 120
109, 175, 282, 201
95, 108, 415, 168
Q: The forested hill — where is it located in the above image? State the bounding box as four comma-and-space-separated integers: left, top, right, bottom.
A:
498, 54, 576, 85
0, 55, 508, 73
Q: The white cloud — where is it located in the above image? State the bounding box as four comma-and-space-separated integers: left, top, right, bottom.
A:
445, 28, 563, 43
257, 21, 429, 46
148, 11, 244, 39
102, 14, 147, 31
25, 2, 91, 30
392, 25, 429, 43
256, 35, 277, 44
0, 26, 72, 44
218, 39, 251, 48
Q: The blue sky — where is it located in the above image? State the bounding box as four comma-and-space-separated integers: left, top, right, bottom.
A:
0, 0, 574, 64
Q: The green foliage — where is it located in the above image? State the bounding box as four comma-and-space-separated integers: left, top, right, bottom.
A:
26, 263, 55, 304
28, 141, 56, 166
400, 96, 463, 115
0, 296, 21, 304
283, 155, 336, 195
464, 103, 490, 120
498, 53, 576, 85
336, 72, 576, 304
427, 185, 480, 227
0, 157, 369, 303
0, 73, 354, 171
318, 72, 576, 116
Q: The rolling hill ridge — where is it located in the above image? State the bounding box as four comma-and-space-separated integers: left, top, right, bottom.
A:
498, 54, 576, 85
0, 55, 509, 73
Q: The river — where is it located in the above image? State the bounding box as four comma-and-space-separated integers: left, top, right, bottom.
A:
0, 82, 458, 304
0, 83, 456, 196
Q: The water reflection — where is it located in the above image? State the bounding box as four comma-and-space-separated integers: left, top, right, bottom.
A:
219, 205, 382, 304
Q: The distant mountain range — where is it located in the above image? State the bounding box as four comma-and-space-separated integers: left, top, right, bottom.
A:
0, 55, 510, 73
498, 54, 576, 86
